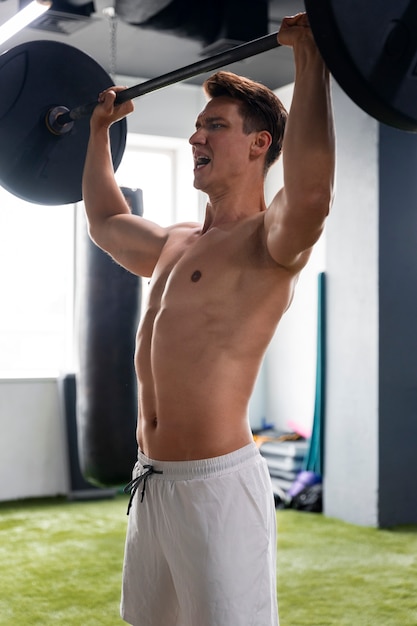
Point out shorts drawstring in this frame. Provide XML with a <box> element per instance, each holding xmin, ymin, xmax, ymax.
<box><xmin>123</xmin><ymin>464</ymin><xmax>163</xmax><ymax>515</ymax></box>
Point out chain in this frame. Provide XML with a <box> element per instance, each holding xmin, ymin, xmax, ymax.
<box><xmin>103</xmin><ymin>6</ymin><xmax>118</xmax><ymax>79</ymax></box>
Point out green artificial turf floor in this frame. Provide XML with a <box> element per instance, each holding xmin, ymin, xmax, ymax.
<box><xmin>0</xmin><ymin>495</ymin><xmax>416</xmax><ymax>625</ymax></box>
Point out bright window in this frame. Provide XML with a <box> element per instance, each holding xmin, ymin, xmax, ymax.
<box><xmin>0</xmin><ymin>134</ymin><xmax>202</xmax><ymax>377</ymax></box>
<box><xmin>0</xmin><ymin>195</ymin><xmax>75</xmax><ymax>377</ymax></box>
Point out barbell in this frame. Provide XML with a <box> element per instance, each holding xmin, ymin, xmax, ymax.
<box><xmin>0</xmin><ymin>0</ymin><xmax>416</xmax><ymax>205</ymax></box>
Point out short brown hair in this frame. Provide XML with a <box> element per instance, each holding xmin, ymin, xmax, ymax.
<box><xmin>203</xmin><ymin>70</ymin><xmax>287</xmax><ymax>173</ymax></box>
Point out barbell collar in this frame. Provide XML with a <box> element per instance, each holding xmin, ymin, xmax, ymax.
<box><xmin>45</xmin><ymin>106</ymin><xmax>74</xmax><ymax>135</ymax></box>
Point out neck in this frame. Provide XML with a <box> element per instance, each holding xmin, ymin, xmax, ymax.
<box><xmin>201</xmin><ymin>187</ymin><xmax>267</xmax><ymax>234</ymax></box>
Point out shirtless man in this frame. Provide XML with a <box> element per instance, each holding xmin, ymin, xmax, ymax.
<box><xmin>82</xmin><ymin>13</ymin><xmax>335</xmax><ymax>626</ymax></box>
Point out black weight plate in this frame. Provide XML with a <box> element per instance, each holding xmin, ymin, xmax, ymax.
<box><xmin>305</xmin><ymin>0</ymin><xmax>417</xmax><ymax>132</ymax></box>
<box><xmin>0</xmin><ymin>40</ymin><xmax>126</xmax><ymax>205</ymax></box>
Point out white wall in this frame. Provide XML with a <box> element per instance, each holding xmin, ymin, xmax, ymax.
<box><xmin>0</xmin><ymin>379</ymin><xmax>69</xmax><ymax>500</ymax></box>
<box><xmin>324</xmin><ymin>84</ymin><xmax>379</xmax><ymax>526</ymax></box>
<box><xmin>263</xmin><ymin>243</ymin><xmax>324</xmax><ymax>435</ymax></box>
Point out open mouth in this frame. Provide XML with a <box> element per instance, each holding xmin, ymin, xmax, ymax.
<box><xmin>195</xmin><ymin>155</ymin><xmax>211</xmax><ymax>169</ymax></box>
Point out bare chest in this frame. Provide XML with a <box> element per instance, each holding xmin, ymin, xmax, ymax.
<box><xmin>151</xmin><ymin>227</ymin><xmax>252</xmax><ymax>309</ymax></box>
<box><xmin>143</xmin><ymin>220</ymin><xmax>295</xmax><ymax>339</ymax></box>
<box><xmin>136</xmin><ymin>222</ymin><xmax>297</xmax><ymax>390</ymax></box>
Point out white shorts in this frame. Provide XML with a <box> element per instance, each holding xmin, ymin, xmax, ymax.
<box><xmin>120</xmin><ymin>442</ymin><xmax>279</xmax><ymax>626</ymax></box>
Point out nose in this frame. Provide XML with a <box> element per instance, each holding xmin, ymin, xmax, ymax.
<box><xmin>189</xmin><ymin>127</ymin><xmax>206</xmax><ymax>145</ymax></box>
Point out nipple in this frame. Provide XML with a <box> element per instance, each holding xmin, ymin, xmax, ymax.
<box><xmin>191</xmin><ymin>270</ymin><xmax>202</xmax><ymax>282</ymax></box>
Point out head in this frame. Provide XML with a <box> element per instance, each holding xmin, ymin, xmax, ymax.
<box><xmin>203</xmin><ymin>71</ymin><xmax>288</xmax><ymax>175</ymax></box>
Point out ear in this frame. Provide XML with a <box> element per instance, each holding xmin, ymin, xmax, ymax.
<box><xmin>249</xmin><ymin>130</ymin><xmax>272</xmax><ymax>159</ymax></box>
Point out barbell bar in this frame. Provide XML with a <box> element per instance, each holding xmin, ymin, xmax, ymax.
<box><xmin>51</xmin><ymin>31</ymin><xmax>282</xmax><ymax>129</ymax></box>
<box><xmin>0</xmin><ymin>0</ymin><xmax>417</xmax><ymax>206</ymax></box>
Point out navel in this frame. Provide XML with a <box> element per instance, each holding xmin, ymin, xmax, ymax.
<box><xmin>191</xmin><ymin>270</ymin><xmax>202</xmax><ymax>282</ymax></box>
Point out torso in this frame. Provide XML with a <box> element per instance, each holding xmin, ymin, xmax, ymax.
<box><xmin>135</xmin><ymin>212</ymin><xmax>297</xmax><ymax>460</ymax></box>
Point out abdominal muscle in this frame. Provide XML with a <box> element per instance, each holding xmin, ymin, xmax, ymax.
<box><xmin>135</xmin><ymin>305</ymin><xmax>257</xmax><ymax>461</ymax></box>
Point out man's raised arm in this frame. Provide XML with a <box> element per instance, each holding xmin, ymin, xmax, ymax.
<box><xmin>265</xmin><ymin>13</ymin><xmax>335</xmax><ymax>271</ymax></box>
<box><xmin>82</xmin><ymin>88</ymin><xmax>168</xmax><ymax>277</ymax></box>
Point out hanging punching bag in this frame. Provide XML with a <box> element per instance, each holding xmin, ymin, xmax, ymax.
<box><xmin>76</xmin><ymin>188</ymin><xmax>143</xmax><ymax>487</ymax></box>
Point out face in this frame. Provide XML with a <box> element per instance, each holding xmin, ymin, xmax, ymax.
<box><xmin>189</xmin><ymin>96</ymin><xmax>256</xmax><ymax>194</ymax></box>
